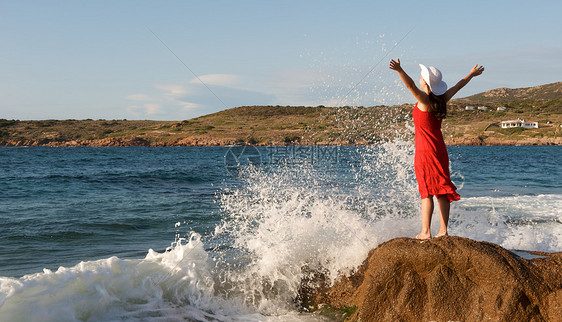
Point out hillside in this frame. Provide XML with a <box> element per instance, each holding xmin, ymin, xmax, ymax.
<box><xmin>0</xmin><ymin>82</ymin><xmax>561</xmax><ymax>146</ymax></box>
<box><xmin>452</xmin><ymin>81</ymin><xmax>562</xmax><ymax>104</ymax></box>
<box><xmin>0</xmin><ymin>105</ymin><xmax>412</xmax><ymax>146</ymax></box>
<box><xmin>445</xmin><ymin>82</ymin><xmax>562</xmax><ymax>145</ymax></box>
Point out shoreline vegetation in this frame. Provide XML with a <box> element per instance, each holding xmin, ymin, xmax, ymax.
<box><xmin>1</xmin><ymin>82</ymin><xmax>560</xmax><ymax>147</ymax></box>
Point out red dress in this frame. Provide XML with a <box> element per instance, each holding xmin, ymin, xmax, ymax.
<box><xmin>413</xmin><ymin>103</ymin><xmax>460</xmax><ymax>202</ymax></box>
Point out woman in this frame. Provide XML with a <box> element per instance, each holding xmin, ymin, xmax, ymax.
<box><xmin>389</xmin><ymin>58</ymin><xmax>484</xmax><ymax>239</ymax></box>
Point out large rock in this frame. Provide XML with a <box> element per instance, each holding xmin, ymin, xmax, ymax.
<box><xmin>301</xmin><ymin>236</ymin><xmax>562</xmax><ymax>321</ymax></box>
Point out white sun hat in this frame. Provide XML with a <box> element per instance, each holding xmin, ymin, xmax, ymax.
<box><xmin>419</xmin><ymin>64</ymin><xmax>448</xmax><ymax>96</ymax></box>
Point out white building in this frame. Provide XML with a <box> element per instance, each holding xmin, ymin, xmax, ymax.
<box><xmin>501</xmin><ymin>118</ymin><xmax>539</xmax><ymax>129</ymax></box>
<box><xmin>497</xmin><ymin>106</ymin><xmax>506</xmax><ymax>111</ymax></box>
<box><xmin>477</xmin><ymin>106</ymin><xmax>488</xmax><ymax>111</ymax></box>
<box><xmin>465</xmin><ymin>106</ymin><xmax>475</xmax><ymax>110</ymax></box>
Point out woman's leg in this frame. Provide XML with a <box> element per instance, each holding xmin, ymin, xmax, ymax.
<box><xmin>436</xmin><ymin>195</ymin><xmax>450</xmax><ymax>237</ymax></box>
<box><xmin>417</xmin><ymin>196</ymin><xmax>433</xmax><ymax>239</ymax></box>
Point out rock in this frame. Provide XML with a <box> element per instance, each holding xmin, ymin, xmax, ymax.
<box><xmin>300</xmin><ymin>236</ymin><xmax>562</xmax><ymax>321</ymax></box>
<box><xmin>445</xmin><ymin>136</ymin><xmax>561</xmax><ymax>146</ymax></box>
<box><xmin>446</xmin><ymin>137</ymin><xmax>485</xmax><ymax>145</ymax></box>
<box><xmin>483</xmin><ymin>87</ymin><xmax>512</xmax><ymax>98</ymax></box>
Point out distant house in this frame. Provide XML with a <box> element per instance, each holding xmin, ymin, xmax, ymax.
<box><xmin>501</xmin><ymin>118</ymin><xmax>538</xmax><ymax>129</ymax></box>
<box><xmin>522</xmin><ymin>120</ymin><xmax>539</xmax><ymax>128</ymax></box>
<box><xmin>496</xmin><ymin>106</ymin><xmax>507</xmax><ymax>111</ymax></box>
<box><xmin>477</xmin><ymin>106</ymin><xmax>488</xmax><ymax>111</ymax></box>
<box><xmin>465</xmin><ymin>106</ymin><xmax>475</xmax><ymax>110</ymax></box>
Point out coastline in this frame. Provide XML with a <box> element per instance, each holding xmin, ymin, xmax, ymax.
<box><xmin>1</xmin><ymin>136</ymin><xmax>560</xmax><ymax>147</ymax></box>
<box><xmin>2</xmin><ymin>82</ymin><xmax>560</xmax><ymax>148</ymax></box>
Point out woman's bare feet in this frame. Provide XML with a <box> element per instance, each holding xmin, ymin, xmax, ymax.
<box><xmin>416</xmin><ymin>233</ymin><xmax>431</xmax><ymax>240</ymax></box>
<box><xmin>435</xmin><ymin>232</ymin><xmax>448</xmax><ymax>238</ymax></box>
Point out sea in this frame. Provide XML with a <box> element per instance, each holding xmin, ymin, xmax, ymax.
<box><xmin>0</xmin><ymin>144</ymin><xmax>560</xmax><ymax>321</ymax></box>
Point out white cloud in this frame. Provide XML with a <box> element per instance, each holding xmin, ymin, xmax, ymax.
<box><xmin>151</xmin><ymin>83</ymin><xmax>202</xmax><ymax>109</ymax></box>
<box><xmin>153</xmin><ymin>83</ymin><xmax>192</xmax><ymax>98</ymax></box>
<box><xmin>178</xmin><ymin>101</ymin><xmax>203</xmax><ymax>111</ymax></box>
<box><xmin>126</xmin><ymin>103</ymin><xmax>162</xmax><ymax>117</ymax></box>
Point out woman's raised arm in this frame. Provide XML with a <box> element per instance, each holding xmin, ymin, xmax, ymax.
<box><xmin>389</xmin><ymin>59</ymin><xmax>429</xmax><ymax>105</ymax></box>
<box><xmin>443</xmin><ymin>64</ymin><xmax>485</xmax><ymax>102</ymax></box>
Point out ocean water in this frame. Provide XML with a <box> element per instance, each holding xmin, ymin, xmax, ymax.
<box><xmin>0</xmin><ymin>144</ymin><xmax>560</xmax><ymax>321</ymax></box>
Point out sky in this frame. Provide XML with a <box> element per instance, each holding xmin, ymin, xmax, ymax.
<box><xmin>1</xmin><ymin>0</ymin><xmax>561</xmax><ymax>120</ymax></box>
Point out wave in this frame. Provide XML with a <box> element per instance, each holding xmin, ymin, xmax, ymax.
<box><xmin>0</xmin><ymin>233</ymin><xmax>332</xmax><ymax>321</ymax></box>
<box><xmin>0</xmin><ymin>234</ymin><xmax>253</xmax><ymax>321</ymax></box>
<box><xmin>1</xmin><ymin>142</ymin><xmax>560</xmax><ymax>320</ymax></box>
<box><xmin>453</xmin><ymin>194</ymin><xmax>562</xmax><ymax>251</ymax></box>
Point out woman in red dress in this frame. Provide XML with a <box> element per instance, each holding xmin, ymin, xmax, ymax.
<box><xmin>389</xmin><ymin>59</ymin><xmax>484</xmax><ymax>239</ymax></box>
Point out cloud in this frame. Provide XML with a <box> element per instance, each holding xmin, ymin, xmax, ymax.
<box><xmin>152</xmin><ymin>83</ymin><xmax>202</xmax><ymax>109</ymax></box>
<box><xmin>176</xmin><ymin>101</ymin><xmax>203</xmax><ymax>110</ymax></box>
<box><xmin>125</xmin><ymin>64</ymin><xmax>414</xmax><ymax>120</ymax></box>
<box><xmin>153</xmin><ymin>83</ymin><xmax>191</xmax><ymax>98</ymax></box>
<box><xmin>126</xmin><ymin>103</ymin><xmax>162</xmax><ymax>117</ymax></box>
<box><xmin>125</xmin><ymin>64</ymin><xmax>415</xmax><ymax>119</ymax></box>
<box><xmin>125</xmin><ymin>72</ymin><xmax>278</xmax><ymax>119</ymax></box>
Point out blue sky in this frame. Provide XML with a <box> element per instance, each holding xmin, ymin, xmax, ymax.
<box><xmin>1</xmin><ymin>0</ymin><xmax>561</xmax><ymax>120</ymax></box>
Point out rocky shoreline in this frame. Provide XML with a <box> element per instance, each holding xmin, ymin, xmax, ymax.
<box><xmin>446</xmin><ymin>136</ymin><xmax>562</xmax><ymax>146</ymax></box>
<box><xmin>298</xmin><ymin>236</ymin><xmax>562</xmax><ymax>321</ymax></box>
<box><xmin>1</xmin><ymin>136</ymin><xmax>560</xmax><ymax>147</ymax></box>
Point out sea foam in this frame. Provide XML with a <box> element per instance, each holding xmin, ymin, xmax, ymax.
<box><xmin>1</xmin><ymin>142</ymin><xmax>560</xmax><ymax>321</ymax></box>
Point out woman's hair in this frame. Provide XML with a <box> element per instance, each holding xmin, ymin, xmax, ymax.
<box><xmin>428</xmin><ymin>92</ymin><xmax>447</xmax><ymax>120</ymax></box>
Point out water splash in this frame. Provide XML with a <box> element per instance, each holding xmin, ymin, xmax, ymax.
<box><xmin>212</xmin><ymin>141</ymin><xmax>420</xmax><ymax>314</ymax></box>
<box><xmin>303</xmin><ymin>32</ymin><xmax>410</xmax><ymax>107</ymax></box>
<box><xmin>0</xmin><ymin>233</ymin><xmax>254</xmax><ymax>321</ymax></box>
